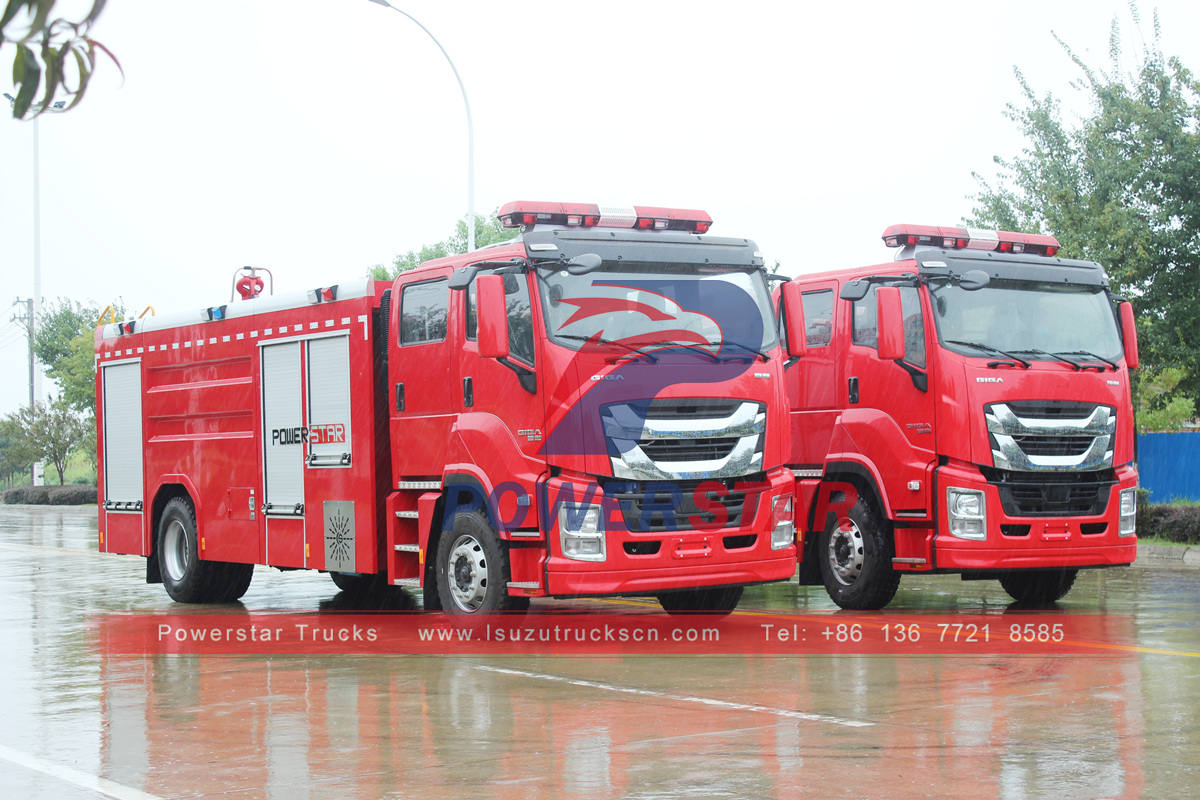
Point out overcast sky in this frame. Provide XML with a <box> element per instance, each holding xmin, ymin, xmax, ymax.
<box><xmin>2</xmin><ymin>0</ymin><xmax>1199</xmax><ymax>415</ymax></box>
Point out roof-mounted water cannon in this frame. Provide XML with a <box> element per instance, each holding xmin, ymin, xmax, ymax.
<box><xmin>498</xmin><ymin>201</ymin><xmax>712</xmax><ymax>234</ymax></box>
<box><xmin>882</xmin><ymin>224</ymin><xmax>1060</xmax><ymax>257</ymax></box>
<box><xmin>232</xmin><ymin>266</ymin><xmax>274</xmax><ymax>301</ymax></box>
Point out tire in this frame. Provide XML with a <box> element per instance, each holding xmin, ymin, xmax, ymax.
<box><xmin>158</xmin><ymin>496</ymin><xmax>243</xmax><ymax>603</ymax></box>
<box><xmin>999</xmin><ymin>569</ymin><xmax>1078</xmax><ymax>604</ymax></box>
<box><xmin>657</xmin><ymin>585</ymin><xmax>744</xmax><ymax>615</ymax></box>
<box><xmin>435</xmin><ymin>511</ymin><xmax>527</xmax><ymax>613</ymax></box>
<box><xmin>818</xmin><ymin>496</ymin><xmax>901</xmax><ymax>610</ymax></box>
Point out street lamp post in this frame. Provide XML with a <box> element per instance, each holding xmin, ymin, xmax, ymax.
<box><xmin>366</xmin><ymin>0</ymin><xmax>476</xmax><ymax>252</ymax></box>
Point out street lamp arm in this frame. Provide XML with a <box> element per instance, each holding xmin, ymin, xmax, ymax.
<box><xmin>368</xmin><ymin>0</ymin><xmax>476</xmax><ymax>252</ymax></box>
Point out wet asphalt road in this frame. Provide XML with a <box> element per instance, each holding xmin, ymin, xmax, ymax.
<box><xmin>0</xmin><ymin>504</ymin><xmax>1197</xmax><ymax>799</ymax></box>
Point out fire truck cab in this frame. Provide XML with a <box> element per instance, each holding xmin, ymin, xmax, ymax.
<box><xmin>777</xmin><ymin>224</ymin><xmax>1140</xmax><ymax>609</ymax></box>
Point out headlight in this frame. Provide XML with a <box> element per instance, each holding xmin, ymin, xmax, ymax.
<box><xmin>1119</xmin><ymin>488</ymin><xmax>1137</xmax><ymax>537</ymax></box>
<box><xmin>946</xmin><ymin>487</ymin><xmax>986</xmax><ymax>541</ymax></box>
<box><xmin>770</xmin><ymin>494</ymin><xmax>795</xmax><ymax>550</ymax></box>
<box><xmin>559</xmin><ymin>503</ymin><xmax>606</xmax><ymax>561</ymax></box>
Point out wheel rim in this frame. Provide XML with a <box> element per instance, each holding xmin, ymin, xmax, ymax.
<box><xmin>162</xmin><ymin>519</ymin><xmax>189</xmax><ymax>583</ymax></box>
<box><xmin>446</xmin><ymin>533</ymin><xmax>488</xmax><ymax>612</ymax></box>
<box><xmin>827</xmin><ymin>520</ymin><xmax>865</xmax><ymax>586</ymax></box>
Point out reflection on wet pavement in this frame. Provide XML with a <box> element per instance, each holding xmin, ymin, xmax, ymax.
<box><xmin>1</xmin><ymin>505</ymin><xmax>1197</xmax><ymax>798</ymax></box>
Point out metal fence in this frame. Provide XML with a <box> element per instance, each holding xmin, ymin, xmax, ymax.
<box><xmin>1137</xmin><ymin>432</ymin><xmax>1200</xmax><ymax>502</ymax></box>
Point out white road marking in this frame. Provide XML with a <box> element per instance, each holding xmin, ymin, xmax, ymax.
<box><xmin>0</xmin><ymin>743</ymin><xmax>164</xmax><ymax>800</ymax></box>
<box><xmin>476</xmin><ymin>665</ymin><xmax>873</xmax><ymax>728</ymax></box>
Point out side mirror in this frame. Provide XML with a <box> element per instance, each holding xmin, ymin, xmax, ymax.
<box><xmin>958</xmin><ymin>269</ymin><xmax>990</xmax><ymax>290</ymax></box>
<box><xmin>1119</xmin><ymin>301</ymin><xmax>1139</xmax><ymax>370</ymax></box>
<box><xmin>780</xmin><ymin>282</ymin><xmax>807</xmax><ymax>358</ymax></box>
<box><xmin>876</xmin><ymin>286</ymin><xmax>905</xmax><ymax>361</ymax></box>
<box><xmin>476</xmin><ymin>275</ymin><xmax>509</xmax><ymax>359</ymax></box>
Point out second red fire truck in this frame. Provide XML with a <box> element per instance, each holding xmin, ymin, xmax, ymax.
<box><xmin>777</xmin><ymin>224</ymin><xmax>1140</xmax><ymax>609</ymax></box>
<box><xmin>95</xmin><ymin>202</ymin><xmax>799</xmax><ymax>613</ymax></box>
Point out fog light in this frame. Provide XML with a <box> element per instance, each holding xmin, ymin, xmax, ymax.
<box><xmin>947</xmin><ymin>487</ymin><xmax>986</xmax><ymax>541</ymax></box>
<box><xmin>771</xmin><ymin>494</ymin><xmax>795</xmax><ymax>550</ymax></box>
<box><xmin>1119</xmin><ymin>488</ymin><xmax>1137</xmax><ymax>537</ymax></box>
<box><xmin>559</xmin><ymin>503</ymin><xmax>606</xmax><ymax>561</ymax></box>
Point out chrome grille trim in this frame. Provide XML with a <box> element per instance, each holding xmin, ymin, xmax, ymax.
<box><xmin>985</xmin><ymin>402</ymin><xmax>1115</xmax><ymax>472</ymax></box>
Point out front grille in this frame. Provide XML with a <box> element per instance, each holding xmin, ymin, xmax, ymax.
<box><xmin>1008</xmin><ymin>435</ymin><xmax>1094</xmax><ymax>457</ymax></box>
<box><xmin>601</xmin><ymin>477</ymin><xmax>760</xmax><ymax>533</ymax></box>
<box><xmin>1005</xmin><ymin>401</ymin><xmax>1097</xmax><ymax>419</ymax></box>
<box><xmin>639</xmin><ymin>437</ymin><xmax>739</xmax><ymax>462</ymax></box>
<box><xmin>641</xmin><ymin>398</ymin><xmax>744</xmax><ymax>418</ymax></box>
<box><xmin>981</xmin><ymin>467</ymin><xmax>1114</xmax><ymax>517</ymax></box>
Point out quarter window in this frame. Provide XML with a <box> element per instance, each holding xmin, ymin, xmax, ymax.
<box><xmin>801</xmin><ymin>289</ymin><xmax>833</xmax><ymax>347</ymax></box>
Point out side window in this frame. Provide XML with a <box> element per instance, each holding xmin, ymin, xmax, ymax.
<box><xmin>852</xmin><ymin>285</ymin><xmax>926</xmax><ymax>367</ymax></box>
<box><xmin>400</xmin><ymin>280</ymin><xmax>448</xmax><ymax>345</ymax></box>
<box><xmin>465</xmin><ymin>274</ymin><xmax>535</xmax><ymax>365</ymax></box>
<box><xmin>900</xmin><ymin>286</ymin><xmax>926</xmax><ymax>368</ymax></box>
<box><xmin>465</xmin><ymin>282</ymin><xmax>477</xmax><ymax>340</ymax></box>
<box><xmin>852</xmin><ymin>289</ymin><xmax>877</xmax><ymax>348</ymax></box>
<box><xmin>801</xmin><ymin>290</ymin><xmax>833</xmax><ymax>347</ymax></box>
<box><xmin>505</xmin><ymin>275</ymin><xmax>536</xmax><ymax>366</ymax></box>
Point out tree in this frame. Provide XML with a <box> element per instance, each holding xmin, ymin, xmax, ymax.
<box><xmin>0</xmin><ymin>415</ymin><xmax>37</xmax><ymax>488</ymax></box>
<box><xmin>970</xmin><ymin>7</ymin><xmax>1200</xmax><ymax>408</ymax></box>
<box><xmin>32</xmin><ymin>298</ymin><xmax>105</xmax><ymax>413</ymax></box>
<box><xmin>9</xmin><ymin>399</ymin><xmax>87</xmax><ymax>484</ymax></box>
<box><xmin>370</xmin><ymin>211</ymin><xmax>516</xmax><ymax>281</ymax></box>
<box><xmin>1</xmin><ymin>0</ymin><xmax>119</xmax><ymax>118</ymax></box>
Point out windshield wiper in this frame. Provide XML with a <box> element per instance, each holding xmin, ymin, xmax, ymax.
<box><xmin>1054</xmin><ymin>350</ymin><xmax>1118</xmax><ymax>371</ymax></box>
<box><xmin>1010</xmin><ymin>349</ymin><xmax>1082</xmax><ymax>371</ymax></box>
<box><xmin>943</xmin><ymin>340</ymin><xmax>1031</xmax><ymax>369</ymax></box>
<box><xmin>707</xmin><ymin>341</ymin><xmax>770</xmax><ymax>362</ymax></box>
<box><xmin>554</xmin><ymin>334</ymin><xmax>658</xmax><ymax>363</ymax></box>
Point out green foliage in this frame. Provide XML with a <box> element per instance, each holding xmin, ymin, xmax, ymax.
<box><xmin>370</xmin><ymin>211</ymin><xmax>516</xmax><ymax>281</ymax></box>
<box><xmin>32</xmin><ymin>298</ymin><xmax>107</xmax><ymax>413</ymax></box>
<box><xmin>7</xmin><ymin>398</ymin><xmax>88</xmax><ymax>485</ymax></box>
<box><xmin>970</xmin><ymin>6</ymin><xmax>1200</xmax><ymax>405</ymax></box>
<box><xmin>1135</xmin><ymin>366</ymin><xmax>1196</xmax><ymax>432</ymax></box>
<box><xmin>1</xmin><ymin>0</ymin><xmax>119</xmax><ymax>118</ymax></box>
<box><xmin>0</xmin><ymin>414</ymin><xmax>37</xmax><ymax>488</ymax></box>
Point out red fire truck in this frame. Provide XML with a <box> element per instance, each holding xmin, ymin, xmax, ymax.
<box><xmin>777</xmin><ymin>224</ymin><xmax>1140</xmax><ymax>609</ymax></box>
<box><xmin>95</xmin><ymin>202</ymin><xmax>798</xmax><ymax>612</ymax></box>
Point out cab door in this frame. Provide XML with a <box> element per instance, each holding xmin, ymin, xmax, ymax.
<box><xmin>390</xmin><ymin>274</ymin><xmax>455</xmax><ymax>476</ymax></box>
<box><xmin>841</xmin><ymin>282</ymin><xmax>937</xmax><ymax>514</ymax></box>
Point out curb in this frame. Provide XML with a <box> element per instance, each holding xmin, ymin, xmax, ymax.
<box><xmin>1137</xmin><ymin>544</ymin><xmax>1200</xmax><ymax>566</ymax></box>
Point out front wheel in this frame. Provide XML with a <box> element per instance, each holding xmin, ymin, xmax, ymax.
<box><xmin>999</xmin><ymin>569</ymin><xmax>1078</xmax><ymax>604</ymax></box>
<box><xmin>818</xmin><ymin>497</ymin><xmax>900</xmax><ymax>610</ymax></box>
<box><xmin>435</xmin><ymin>512</ymin><xmax>528</xmax><ymax>614</ymax></box>
<box><xmin>657</xmin><ymin>586</ymin><xmax>744</xmax><ymax>615</ymax></box>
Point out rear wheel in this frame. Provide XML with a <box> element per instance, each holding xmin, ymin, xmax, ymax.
<box><xmin>657</xmin><ymin>586</ymin><xmax>744</xmax><ymax>615</ymax></box>
<box><xmin>158</xmin><ymin>496</ymin><xmax>249</xmax><ymax>603</ymax></box>
<box><xmin>331</xmin><ymin>571</ymin><xmax>387</xmax><ymax>595</ymax></box>
<box><xmin>999</xmin><ymin>569</ymin><xmax>1078</xmax><ymax>604</ymax></box>
<box><xmin>435</xmin><ymin>512</ymin><xmax>528</xmax><ymax>613</ymax></box>
<box><xmin>818</xmin><ymin>496</ymin><xmax>900</xmax><ymax>610</ymax></box>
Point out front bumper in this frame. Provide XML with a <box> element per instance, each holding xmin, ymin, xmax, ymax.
<box><xmin>543</xmin><ymin>466</ymin><xmax>797</xmax><ymax>596</ymax></box>
<box><xmin>934</xmin><ymin>461</ymin><xmax>1138</xmax><ymax>571</ymax></box>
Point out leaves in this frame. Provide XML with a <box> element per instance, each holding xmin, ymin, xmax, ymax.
<box><xmin>971</xmin><ymin>5</ymin><xmax>1200</xmax><ymax>408</ymax></box>
<box><xmin>371</xmin><ymin>210</ymin><xmax>516</xmax><ymax>280</ymax></box>
<box><xmin>1</xmin><ymin>0</ymin><xmax>118</xmax><ymax>119</ymax></box>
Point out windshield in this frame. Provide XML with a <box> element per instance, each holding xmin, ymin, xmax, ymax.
<box><xmin>930</xmin><ymin>279</ymin><xmax>1123</xmax><ymax>362</ymax></box>
<box><xmin>537</xmin><ymin>262</ymin><xmax>779</xmax><ymax>356</ymax></box>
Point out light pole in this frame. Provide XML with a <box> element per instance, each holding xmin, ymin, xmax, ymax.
<box><xmin>366</xmin><ymin>0</ymin><xmax>476</xmax><ymax>252</ymax></box>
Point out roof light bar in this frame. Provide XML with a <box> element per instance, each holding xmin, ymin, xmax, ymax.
<box><xmin>882</xmin><ymin>224</ymin><xmax>1060</xmax><ymax>257</ymax></box>
<box><xmin>498</xmin><ymin>201</ymin><xmax>712</xmax><ymax>234</ymax></box>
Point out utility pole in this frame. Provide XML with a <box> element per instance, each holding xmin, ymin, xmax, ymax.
<box><xmin>10</xmin><ymin>298</ymin><xmax>40</xmax><ymax>484</ymax></box>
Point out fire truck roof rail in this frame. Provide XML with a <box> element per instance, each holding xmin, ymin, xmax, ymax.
<box><xmin>99</xmin><ymin>278</ymin><xmax>373</xmax><ymax>339</ymax></box>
